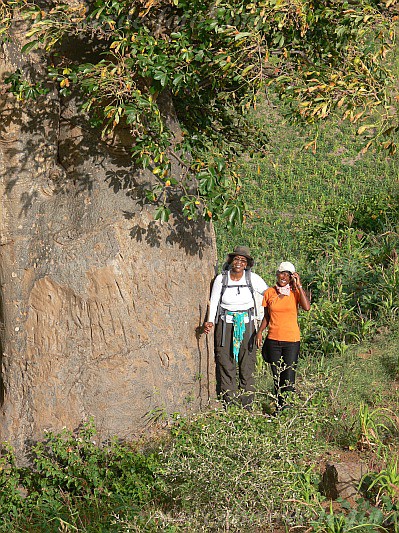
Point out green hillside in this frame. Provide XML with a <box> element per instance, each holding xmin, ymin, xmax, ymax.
<box><xmin>216</xmin><ymin>97</ymin><xmax>399</xmax><ymax>275</ymax></box>
<box><xmin>216</xmin><ymin>97</ymin><xmax>399</xmax><ymax>358</ymax></box>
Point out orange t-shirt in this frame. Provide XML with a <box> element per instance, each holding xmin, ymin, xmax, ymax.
<box><xmin>262</xmin><ymin>287</ymin><xmax>301</xmax><ymax>342</ymax></box>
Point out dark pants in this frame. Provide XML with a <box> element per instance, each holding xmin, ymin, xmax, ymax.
<box><xmin>262</xmin><ymin>338</ymin><xmax>300</xmax><ymax>409</ymax></box>
<box><xmin>215</xmin><ymin>320</ymin><xmax>256</xmax><ymax>408</ymax></box>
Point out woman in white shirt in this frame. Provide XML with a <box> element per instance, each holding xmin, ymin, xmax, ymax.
<box><xmin>204</xmin><ymin>246</ymin><xmax>268</xmax><ymax>409</ymax></box>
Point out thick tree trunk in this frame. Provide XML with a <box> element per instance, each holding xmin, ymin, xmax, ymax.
<box><xmin>0</xmin><ymin>30</ymin><xmax>216</xmax><ymax>455</ymax></box>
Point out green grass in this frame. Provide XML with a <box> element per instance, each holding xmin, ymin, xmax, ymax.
<box><xmin>1</xmin><ymin>332</ymin><xmax>398</xmax><ymax>532</ymax></box>
<box><xmin>215</xmin><ymin>96</ymin><xmax>399</xmax><ymax>361</ymax></box>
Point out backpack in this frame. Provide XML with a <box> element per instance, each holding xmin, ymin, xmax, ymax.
<box><xmin>215</xmin><ymin>263</ymin><xmax>264</xmax><ymax>328</ymax></box>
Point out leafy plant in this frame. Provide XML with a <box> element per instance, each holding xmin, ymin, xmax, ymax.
<box><xmin>292</xmin><ymin>465</ymin><xmax>322</xmax><ymax>505</ymax></box>
<box><xmin>158</xmin><ymin>398</ymin><xmax>328</xmax><ymax>530</ymax></box>
<box><xmin>0</xmin><ymin>444</ymin><xmax>25</xmax><ymax>523</ymax></box>
<box><xmin>0</xmin><ymin>420</ymin><xmax>163</xmax><ymax>531</ymax></box>
<box><xmin>309</xmin><ymin>499</ymin><xmax>389</xmax><ymax>533</ymax></box>
<box><xmin>0</xmin><ymin>0</ymin><xmax>13</xmax><ymax>40</ymax></box>
<box><xmin>357</xmin><ymin>404</ymin><xmax>397</xmax><ymax>452</ymax></box>
<box><xmin>366</xmin><ymin>455</ymin><xmax>399</xmax><ymax>503</ymax></box>
<box><xmin>4</xmin><ymin>69</ymin><xmax>50</xmax><ymax>100</ymax></box>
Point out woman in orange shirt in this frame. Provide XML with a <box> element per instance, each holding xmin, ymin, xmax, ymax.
<box><xmin>255</xmin><ymin>262</ymin><xmax>310</xmax><ymax>411</ymax></box>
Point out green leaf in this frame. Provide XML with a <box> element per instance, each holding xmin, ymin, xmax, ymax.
<box><xmin>154</xmin><ymin>206</ymin><xmax>171</xmax><ymax>222</ymax></box>
<box><xmin>241</xmin><ymin>64</ymin><xmax>255</xmax><ymax>76</ymax></box>
<box><xmin>234</xmin><ymin>32</ymin><xmax>251</xmax><ymax>41</ymax></box>
<box><xmin>223</xmin><ymin>204</ymin><xmax>243</xmax><ymax>226</ymax></box>
<box><xmin>172</xmin><ymin>73</ymin><xmax>184</xmax><ymax>86</ymax></box>
<box><xmin>357</xmin><ymin>124</ymin><xmax>376</xmax><ymax>135</ymax></box>
<box><xmin>21</xmin><ymin>40</ymin><xmax>40</xmax><ymax>54</ymax></box>
<box><xmin>154</xmin><ymin>70</ymin><xmax>168</xmax><ymax>87</ymax></box>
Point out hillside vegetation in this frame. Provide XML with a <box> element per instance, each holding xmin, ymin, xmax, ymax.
<box><xmin>217</xmin><ymin>97</ymin><xmax>399</xmax><ymax>358</ymax></box>
<box><xmin>1</xmin><ymin>100</ymin><xmax>399</xmax><ymax>532</ymax></box>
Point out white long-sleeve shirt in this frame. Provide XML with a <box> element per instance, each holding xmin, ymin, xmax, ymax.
<box><xmin>208</xmin><ymin>271</ymin><xmax>268</xmax><ymax>324</ymax></box>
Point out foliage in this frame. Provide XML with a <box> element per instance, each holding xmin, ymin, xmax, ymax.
<box><xmin>309</xmin><ymin>498</ymin><xmax>391</xmax><ymax>533</ymax></box>
<box><xmin>365</xmin><ymin>453</ymin><xmax>399</xmax><ymax>503</ymax></box>
<box><xmin>2</xmin><ymin>0</ymin><xmax>398</xmax><ymax>224</ymax></box>
<box><xmin>159</xmin><ymin>404</ymin><xmax>326</xmax><ymax>530</ymax></box>
<box><xmin>0</xmin><ymin>444</ymin><xmax>26</xmax><ymax>520</ymax></box>
<box><xmin>0</xmin><ymin>420</ymin><xmax>163</xmax><ymax>531</ymax></box>
<box><xmin>0</xmin><ymin>0</ymin><xmax>13</xmax><ymax>39</ymax></box>
<box><xmin>0</xmin><ymin>340</ymin><xmax>398</xmax><ymax>531</ymax></box>
<box><xmin>259</xmin><ymin>341</ymin><xmax>399</xmax><ymax>450</ymax></box>
<box><xmin>299</xmin><ymin>196</ymin><xmax>399</xmax><ymax>355</ymax></box>
<box><xmin>357</xmin><ymin>404</ymin><xmax>397</xmax><ymax>451</ymax></box>
<box><xmin>4</xmin><ymin>68</ymin><xmax>50</xmax><ymax>100</ymax></box>
<box><xmin>27</xmin><ymin>421</ymin><xmax>157</xmax><ymax>502</ymax></box>
<box><xmin>216</xmin><ymin>91</ymin><xmax>399</xmax><ymax>358</ymax></box>
<box><xmin>207</xmin><ymin>92</ymin><xmax>399</xmax><ymax>527</ymax></box>
<box><xmin>0</xmin><ymin>394</ymin><xmax>397</xmax><ymax>531</ymax></box>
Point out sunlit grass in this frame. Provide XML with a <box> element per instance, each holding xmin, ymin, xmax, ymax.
<box><xmin>216</xmin><ymin>99</ymin><xmax>399</xmax><ymax>281</ymax></box>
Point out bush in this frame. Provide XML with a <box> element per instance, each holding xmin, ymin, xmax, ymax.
<box><xmin>158</xmin><ymin>405</ymin><xmax>326</xmax><ymax>531</ymax></box>
<box><xmin>0</xmin><ymin>420</ymin><xmax>162</xmax><ymax>532</ymax></box>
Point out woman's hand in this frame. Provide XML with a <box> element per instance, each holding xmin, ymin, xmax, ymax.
<box><xmin>291</xmin><ymin>272</ymin><xmax>311</xmax><ymax>311</ymax></box>
<box><xmin>255</xmin><ymin>331</ymin><xmax>263</xmax><ymax>348</ymax></box>
<box><xmin>291</xmin><ymin>272</ymin><xmax>301</xmax><ymax>288</ymax></box>
<box><xmin>255</xmin><ymin>311</ymin><xmax>268</xmax><ymax>347</ymax></box>
<box><xmin>203</xmin><ymin>322</ymin><xmax>214</xmax><ymax>334</ymax></box>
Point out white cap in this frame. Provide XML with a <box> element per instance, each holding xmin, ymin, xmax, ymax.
<box><xmin>277</xmin><ymin>261</ymin><xmax>296</xmax><ymax>274</ymax></box>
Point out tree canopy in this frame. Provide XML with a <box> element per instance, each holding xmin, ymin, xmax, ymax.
<box><xmin>2</xmin><ymin>0</ymin><xmax>398</xmax><ymax>225</ymax></box>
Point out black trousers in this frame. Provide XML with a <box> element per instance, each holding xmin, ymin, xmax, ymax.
<box><xmin>215</xmin><ymin>320</ymin><xmax>256</xmax><ymax>408</ymax></box>
<box><xmin>262</xmin><ymin>338</ymin><xmax>300</xmax><ymax>408</ymax></box>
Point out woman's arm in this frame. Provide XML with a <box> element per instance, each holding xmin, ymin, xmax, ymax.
<box><xmin>204</xmin><ymin>275</ymin><xmax>223</xmax><ymax>333</ymax></box>
<box><xmin>251</xmin><ymin>272</ymin><xmax>268</xmax><ymax>294</ymax></box>
<box><xmin>297</xmin><ymin>286</ymin><xmax>310</xmax><ymax>311</ymax></box>
<box><xmin>255</xmin><ymin>308</ymin><xmax>269</xmax><ymax>347</ymax></box>
<box><xmin>291</xmin><ymin>273</ymin><xmax>311</xmax><ymax>311</ymax></box>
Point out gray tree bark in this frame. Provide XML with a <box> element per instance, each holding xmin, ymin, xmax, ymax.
<box><xmin>0</xmin><ymin>22</ymin><xmax>216</xmax><ymax>455</ymax></box>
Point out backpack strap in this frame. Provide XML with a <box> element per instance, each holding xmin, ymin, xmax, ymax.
<box><xmin>245</xmin><ymin>269</ymin><xmax>258</xmax><ymax>338</ymax></box>
<box><xmin>219</xmin><ymin>308</ymin><xmax>227</xmax><ymax>346</ymax></box>
<box><xmin>215</xmin><ymin>266</ymin><xmax>229</xmax><ymax>325</ymax></box>
<box><xmin>216</xmin><ymin>268</ymin><xmax>257</xmax><ymax>325</ymax></box>
<box><xmin>245</xmin><ymin>269</ymin><xmax>257</xmax><ymax>319</ymax></box>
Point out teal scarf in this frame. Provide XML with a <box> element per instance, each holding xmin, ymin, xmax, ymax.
<box><xmin>226</xmin><ymin>311</ymin><xmax>248</xmax><ymax>362</ymax></box>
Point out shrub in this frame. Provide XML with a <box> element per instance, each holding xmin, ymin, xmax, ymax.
<box><xmin>158</xmin><ymin>405</ymin><xmax>326</xmax><ymax>531</ymax></box>
<box><xmin>0</xmin><ymin>420</ymin><xmax>162</xmax><ymax>532</ymax></box>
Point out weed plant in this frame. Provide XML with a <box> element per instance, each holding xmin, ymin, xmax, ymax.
<box><xmin>309</xmin><ymin>498</ymin><xmax>393</xmax><ymax>533</ymax></box>
<box><xmin>2</xmin><ymin>334</ymin><xmax>398</xmax><ymax>532</ymax></box>
<box><xmin>0</xmin><ymin>421</ymin><xmax>164</xmax><ymax>532</ymax></box>
<box><xmin>286</xmin><ymin>336</ymin><xmax>399</xmax><ymax>450</ymax></box>
<box><xmin>2</xmin><ymin>403</ymin><xmax>397</xmax><ymax>531</ymax></box>
<box><xmin>157</xmin><ymin>403</ymin><xmax>325</xmax><ymax>531</ymax></box>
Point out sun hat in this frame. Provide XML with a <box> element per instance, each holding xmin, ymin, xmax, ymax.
<box><xmin>277</xmin><ymin>261</ymin><xmax>296</xmax><ymax>274</ymax></box>
<box><xmin>227</xmin><ymin>245</ymin><xmax>254</xmax><ymax>268</ymax></box>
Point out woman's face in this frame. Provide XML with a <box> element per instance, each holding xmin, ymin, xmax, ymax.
<box><xmin>276</xmin><ymin>270</ymin><xmax>291</xmax><ymax>287</ymax></box>
<box><xmin>231</xmin><ymin>255</ymin><xmax>248</xmax><ymax>273</ymax></box>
